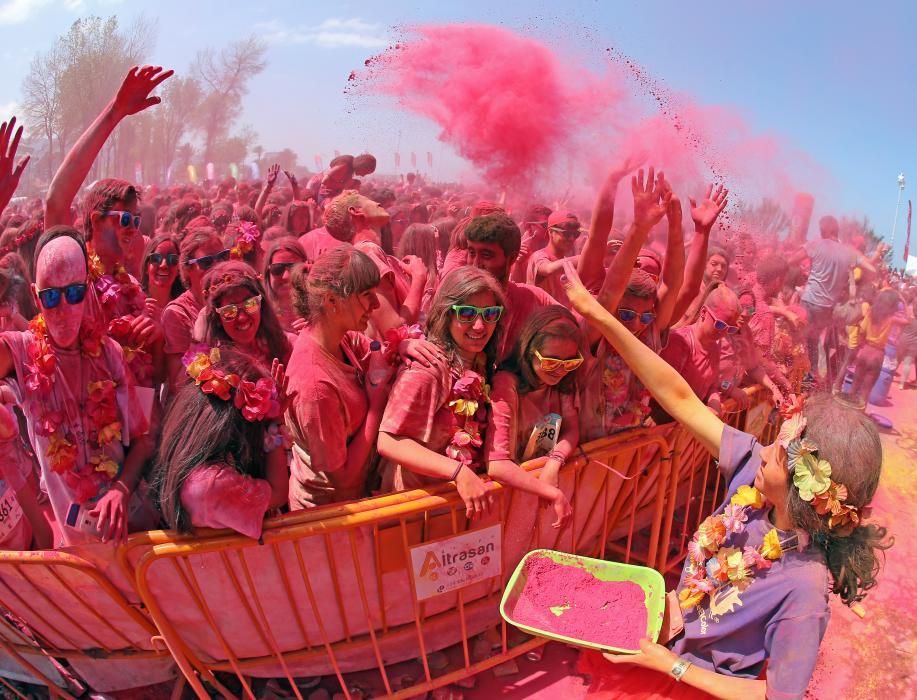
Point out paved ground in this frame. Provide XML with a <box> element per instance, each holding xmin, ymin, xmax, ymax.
<box><xmin>466</xmin><ymin>383</ymin><xmax>917</xmax><ymax>700</ymax></box>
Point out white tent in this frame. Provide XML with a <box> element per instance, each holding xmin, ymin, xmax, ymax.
<box><xmin>907</xmin><ymin>255</ymin><xmax>917</xmax><ymax>276</ymax></box>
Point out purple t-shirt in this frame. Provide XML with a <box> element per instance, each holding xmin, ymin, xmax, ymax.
<box><xmin>670</xmin><ymin>425</ymin><xmax>830</xmax><ymax>700</ymax></box>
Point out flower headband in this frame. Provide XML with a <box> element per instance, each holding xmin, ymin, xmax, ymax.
<box><xmin>182</xmin><ymin>346</ymin><xmax>282</xmax><ymax>423</ymax></box>
<box><xmin>229</xmin><ymin>221</ymin><xmax>261</xmax><ymax>259</ymax></box>
<box><xmin>777</xmin><ymin>396</ymin><xmax>863</xmax><ymax>536</ymax></box>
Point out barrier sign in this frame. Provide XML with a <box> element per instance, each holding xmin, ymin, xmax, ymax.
<box><xmin>410</xmin><ymin>524</ymin><xmax>502</xmax><ymax>600</ymax></box>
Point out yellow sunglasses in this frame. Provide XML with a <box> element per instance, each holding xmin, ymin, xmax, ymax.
<box><xmin>533</xmin><ymin>349</ymin><xmax>584</xmax><ymax>373</ymax></box>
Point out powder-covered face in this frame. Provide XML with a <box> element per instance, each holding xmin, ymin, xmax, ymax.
<box><xmin>187</xmin><ymin>241</ymin><xmax>225</xmax><ymax>300</ymax></box>
<box><xmin>449</xmin><ymin>290</ymin><xmax>499</xmax><ymax>357</ymax></box>
<box><xmin>530</xmin><ymin>335</ymin><xmax>579</xmax><ymax>387</ymax></box>
<box><xmin>215</xmin><ymin>286</ymin><xmax>262</xmax><ymax>347</ymax></box>
<box><xmin>754</xmin><ymin>441</ymin><xmax>791</xmax><ymax>507</ymax></box>
<box><xmin>616</xmin><ymin>292</ymin><xmax>655</xmax><ymax>336</ymax></box>
<box><xmin>147</xmin><ymin>240</ymin><xmax>179</xmax><ymax>292</ymax></box>
<box><xmin>92</xmin><ymin>197</ymin><xmax>141</xmax><ymax>268</ymax></box>
<box><xmin>34</xmin><ymin>237</ymin><xmax>88</xmax><ymax>349</ymax></box>
<box><xmin>704</xmin><ymin>254</ymin><xmax>728</xmax><ymax>283</ymax></box>
<box><xmin>268</xmin><ymin>250</ymin><xmax>301</xmax><ymax>302</ymax></box>
<box><xmin>466</xmin><ymin>241</ymin><xmax>511</xmax><ymax>284</ymax></box>
<box><xmin>738</xmin><ymin>292</ymin><xmax>756</xmax><ymax>328</ymax></box>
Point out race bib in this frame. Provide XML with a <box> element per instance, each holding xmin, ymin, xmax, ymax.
<box><xmin>0</xmin><ymin>482</ymin><xmax>25</xmax><ymax>543</ymax></box>
<box><xmin>522</xmin><ymin>413</ymin><xmax>562</xmax><ymax>462</ymax></box>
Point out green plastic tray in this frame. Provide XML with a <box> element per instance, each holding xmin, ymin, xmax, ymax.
<box><xmin>499</xmin><ymin>549</ymin><xmax>666</xmax><ymax>654</ymax></box>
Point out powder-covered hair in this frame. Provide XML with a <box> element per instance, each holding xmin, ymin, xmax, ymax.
<box><xmin>291</xmin><ymin>243</ymin><xmax>379</xmax><ymax>322</ymax></box>
<box><xmin>869</xmin><ymin>289</ymin><xmax>900</xmax><ymax>325</ymax></box>
<box><xmin>262</xmin><ymin>239</ymin><xmax>306</xmax><ymax>303</ymax></box>
<box><xmin>501</xmin><ymin>305</ymin><xmax>582</xmax><ymax>394</ymax></box>
<box><xmin>201</xmin><ymin>260</ymin><xmax>291</xmax><ymax>363</ymax></box>
<box><xmin>425</xmin><ymin>266</ymin><xmax>505</xmax><ymax>376</ymax></box>
<box><xmin>756</xmin><ymin>255</ymin><xmax>788</xmax><ymax>287</ymax></box>
<box><xmin>785</xmin><ymin>394</ymin><xmax>891</xmax><ymax>605</ymax></box>
<box><xmin>152</xmin><ymin>347</ymin><xmax>272</xmax><ymax>533</ymax></box>
<box><xmin>464</xmin><ymin>212</ymin><xmax>522</xmax><ymax>260</ymax></box>
<box><xmin>625</xmin><ymin>268</ymin><xmax>659</xmax><ymax>300</ymax></box>
<box><xmin>140</xmin><ymin>234</ymin><xmax>184</xmax><ymax>299</ymax></box>
<box><xmin>81</xmin><ymin>179</ymin><xmax>139</xmax><ymax>238</ymax></box>
<box><xmin>32</xmin><ymin>225</ymin><xmax>88</xmax><ymax>280</ymax></box>
<box><xmin>178</xmin><ymin>228</ymin><xmax>224</xmax><ymax>288</ymax></box>
<box><xmin>397</xmin><ymin>224</ymin><xmax>439</xmax><ymax>277</ymax></box>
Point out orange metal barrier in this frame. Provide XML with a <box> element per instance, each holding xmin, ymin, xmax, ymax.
<box><xmin>0</xmin><ymin>387</ymin><xmax>778</xmax><ymax>698</ymax></box>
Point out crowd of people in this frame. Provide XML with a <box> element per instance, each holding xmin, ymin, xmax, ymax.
<box><xmin>0</xmin><ymin>65</ymin><xmax>904</xmax><ymax>698</ymax></box>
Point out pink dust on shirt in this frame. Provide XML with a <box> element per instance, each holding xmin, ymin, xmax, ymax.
<box><xmin>510</xmin><ymin>554</ymin><xmax>647</xmax><ymax>651</ymax></box>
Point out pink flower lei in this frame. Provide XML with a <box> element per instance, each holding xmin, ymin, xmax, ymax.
<box><xmin>444</xmin><ymin>368</ymin><xmax>490</xmax><ymax>469</ymax></box>
<box><xmin>229</xmin><ymin>221</ymin><xmax>262</xmax><ymax>259</ymax></box>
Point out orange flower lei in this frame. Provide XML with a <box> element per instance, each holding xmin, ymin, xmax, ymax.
<box><xmin>26</xmin><ymin>316</ymin><xmax>124</xmax><ymax>504</ymax></box>
<box><xmin>229</xmin><ymin>221</ymin><xmax>261</xmax><ymax>259</ymax></box>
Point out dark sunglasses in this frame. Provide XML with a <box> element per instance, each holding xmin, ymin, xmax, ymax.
<box><xmin>451</xmin><ymin>304</ymin><xmax>504</xmax><ymax>324</ymax></box>
<box><xmin>269</xmin><ymin>262</ymin><xmax>296</xmax><ymax>277</ymax></box>
<box><xmin>617</xmin><ymin>308</ymin><xmax>656</xmax><ymax>325</ymax></box>
<box><xmin>37</xmin><ymin>283</ymin><xmax>88</xmax><ymax>310</ymax></box>
<box><xmin>148</xmin><ymin>252</ymin><xmax>179</xmax><ymax>267</ymax></box>
<box><xmin>105</xmin><ymin>210</ymin><xmax>142</xmax><ymax>229</ymax></box>
<box><xmin>550</xmin><ymin>226</ymin><xmax>580</xmax><ymax>239</ymax></box>
<box><xmin>186</xmin><ymin>249</ymin><xmax>231</xmax><ymax>270</ymax></box>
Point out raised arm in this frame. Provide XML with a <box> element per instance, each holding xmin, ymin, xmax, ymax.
<box><xmin>671</xmin><ymin>184</ymin><xmax>728</xmax><ymax>323</ymax></box>
<box><xmin>45</xmin><ymin>66</ymin><xmax>173</xmax><ymax>227</ymax></box>
<box><xmin>655</xmin><ymin>196</ymin><xmax>686</xmax><ymax>330</ymax></box>
<box><xmin>254</xmin><ymin>164</ymin><xmax>280</xmax><ymax>216</ymax></box>
<box><xmin>0</xmin><ymin>118</ymin><xmax>30</xmax><ymax>218</ymax></box>
<box><xmin>577</xmin><ymin>160</ymin><xmax>637</xmax><ymax>290</ymax></box>
<box><xmin>563</xmin><ymin>260</ymin><xmax>724</xmax><ymax>456</ymax></box>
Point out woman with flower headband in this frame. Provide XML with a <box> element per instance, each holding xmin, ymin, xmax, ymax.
<box><xmin>484</xmin><ymin>305</ymin><xmax>578</xmax><ymax>528</ymax></box>
<box><xmin>262</xmin><ymin>239</ymin><xmax>307</xmax><ymax>334</ymax></box>
<box><xmin>377</xmin><ymin>266</ymin><xmax>508</xmax><ymax>519</ymax></box>
<box><xmin>561</xmin><ymin>260</ymin><xmax>889</xmax><ymax>700</ymax></box>
<box><xmin>162</xmin><ymin>228</ymin><xmax>227</xmax><ymax>391</ymax></box>
<box><xmin>197</xmin><ymin>260</ymin><xmax>293</xmax><ymax>367</ymax></box>
<box><xmin>284</xmin><ymin>245</ymin><xmax>442</xmax><ymax>508</ymax></box>
<box><xmin>0</xmin><ymin>227</ymin><xmax>157</xmax><ymax>546</ymax></box>
<box><xmin>153</xmin><ymin>346</ymin><xmax>290</xmax><ymax>539</ymax></box>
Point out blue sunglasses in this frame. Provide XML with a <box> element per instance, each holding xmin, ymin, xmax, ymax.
<box><xmin>617</xmin><ymin>308</ymin><xmax>656</xmax><ymax>325</ymax></box>
<box><xmin>36</xmin><ymin>283</ymin><xmax>88</xmax><ymax>310</ymax></box>
<box><xmin>106</xmin><ymin>210</ymin><xmax>142</xmax><ymax>229</ymax></box>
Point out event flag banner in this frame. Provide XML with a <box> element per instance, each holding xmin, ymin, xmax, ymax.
<box><xmin>409</xmin><ymin>524</ymin><xmax>502</xmax><ymax>600</ymax></box>
<box><xmin>904</xmin><ymin>200</ymin><xmax>912</xmax><ymax>263</ymax></box>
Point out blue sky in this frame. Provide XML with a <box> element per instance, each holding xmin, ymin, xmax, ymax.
<box><xmin>1</xmin><ymin>0</ymin><xmax>914</xmax><ymax>258</ymax></box>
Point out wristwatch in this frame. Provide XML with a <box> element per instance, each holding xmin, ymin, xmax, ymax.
<box><xmin>670</xmin><ymin>658</ymin><xmax>692</xmax><ymax>682</ymax></box>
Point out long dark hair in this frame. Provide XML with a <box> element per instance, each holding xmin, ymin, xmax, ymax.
<box><xmin>500</xmin><ymin>305</ymin><xmax>582</xmax><ymax>394</ymax></box>
<box><xmin>152</xmin><ymin>348</ymin><xmax>271</xmax><ymax>533</ymax></box>
<box><xmin>424</xmin><ymin>266</ymin><xmax>504</xmax><ymax>377</ymax></box>
<box><xmin>786</xmin><ymin>394</ymin><xmax>892</xmax><ymax>605</ymax></box>
<box><xmin>140</xmin><ymin>234</ymin><xmax>185</xmax><ymax>299</ymax></box>
<box><xmin>201</xmin><ymin>260</ymin><xmax>292</xmax><ymax>363</ymax></box>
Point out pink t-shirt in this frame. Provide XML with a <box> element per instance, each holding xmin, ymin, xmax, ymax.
<box><xmin>526</xmin><ymin>248</ymin><xmax>571</xmax><ymax>309</ymax></box>
<box><xmin>378</xmin><ymin>362</ymin><xmax>462</xmax><ymax>492</ymax></box>
<box><xmin>499</xmin><ymin>282</ymin><xmax>558</xmax><ymax>362</ymax></box>
<box><xmin>747</xmin><ymin>284</ymin><xmax>776</xmax><ymax>360</ymax></box>
<box><xmin>285</xmin><ymin>329</ymin><xmax>373</xmax><ymax>508</ymax></box>
<box><xmin>162</xmin><ymin>290</ymin><xmax>201</xmax><ymax>356</ymax></box>
<box><xmin>661</xmin><ymin>325</ymin><xmax>720</xmax><ymax>400</ymax></box>
<box><xmin>356</xmin><ymin>241</ymin><xmax>411</xmax><ymax>310</ymax></box>
<box><xmin>440</xmin><ymin>247</ymin><xmax>468</xmax><ymax>281</ymax></box>
<box><xmin>180</xmin><ymin>462</ymin><xmax>272</xmax><ymax>539</ymax></box>
<box><xmin>485</xmin><ymin>371</ymin><xmax>577</xmax><ymax>463</ymax></box>
<box><xmin>1</xmin><ymin>331</ymin><xmax>151</xmax><ymax>546</ymax></box>
<box><xmin>298</xmin><ymin>226</ymin><xmax>342</xmax><ymax>264</ymax></box>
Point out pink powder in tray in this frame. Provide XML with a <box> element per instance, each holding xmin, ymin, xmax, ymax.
<box><xmin>510</xmin><ymin>554</ymin><xmax>647</xmax><ymax>650</ymax></box>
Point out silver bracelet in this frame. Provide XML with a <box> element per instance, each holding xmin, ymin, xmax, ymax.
<box><xmin>670</xmin><ymin>658</ymin><xmax>692</xmax><ymax>682</ymax></box>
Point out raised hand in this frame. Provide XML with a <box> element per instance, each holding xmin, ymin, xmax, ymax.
<box><xmin>689</xmin><ymin>183</ymin><xmax>729</xmax><ymax>232</ymax></box>
<box><xmin>113</xmin><ymin>66</ymin><xmax>174</xmax><ymax>118</ymax></box>
<box><xmin>0</xmin><ymin>117</ymin><xmax>30</xmax><ymax>213</ymax></box>
<box><xmin>666</xmin><ymin>194</ymin><xmax>683</xmax><ymax>230</ymax></box>
<box><xmin>631</xmin><ymin>167</ymin><xmax>671</xmax><ymax>230</ymax></box>
<box><xmin>266</xmin><ymin>163</ymin><xmax>280</xmax><ymax>187</ymax></box>
<box><xmin>283</xmin><ymin>170</ymin><xmax>298</xmax><ymax>187</ymax></box>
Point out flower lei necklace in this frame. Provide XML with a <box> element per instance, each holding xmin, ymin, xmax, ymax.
<box><xmin>25</xmin><ymin>316</ymin><xmax>123</xmax><ymax>504</ymax></box>
<box><xmin>229</xmin><ymin>221</ymin><xmax>261</xmax><ymax>259</ymax></box>
<box><xmin>444</xmin><ymin>356</ymin><xmax>490</xmax><ymax>469</ymax></box>
<box><xmin>679</xmin><ymin>484</ymin><xmax>795</xmax><ymax>609</ymax></box>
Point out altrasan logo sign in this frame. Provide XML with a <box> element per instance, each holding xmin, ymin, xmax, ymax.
<box><xmin>409</xmin><ymin>524</ymin><xmax>502</xmax><ymax>601</ymax></box>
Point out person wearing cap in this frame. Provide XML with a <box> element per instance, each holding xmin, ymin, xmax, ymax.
<box><xmin>526</xmin><ymin>210</ymin><xmax>581</xmax><ymax>307</ymax></box>
<box><xmin>510</xmin><ymin>204</ymin><xmax>552</xmax><ymax>283</ymax></box>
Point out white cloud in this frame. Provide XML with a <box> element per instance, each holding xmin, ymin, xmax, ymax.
<box><xmin>0</xmin><ymin>101</ymin><xmax>20</xmax><ymax>119</ymax></box>
<box><xmin>256</xmin><ymin>16</ymin><xmax>389</xmax><ymax>49</ymax></box>
<box><xmin>0</xmin><ymin>0</ymin><xmax>85</xmax><ymax>25</ymax></box>
<box><xmin>0</xmin><ymin>0</ymin><xmax>51</xmax><ymax>25</ymax></box>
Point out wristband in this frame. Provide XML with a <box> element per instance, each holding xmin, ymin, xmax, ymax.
<box><xmin>670</xmin><ymin>658</ymin><xmax>692</xmax><ymax>682</ymax></box>
<box><xmin>547</xmin><ymin>450</ymin><xmax>567</xmax><ymax>465</ymax></box>
<box><xmin>450</xmin><ymin>462</ymin><xmax>464</xmax><ymax>481</ymax></box>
